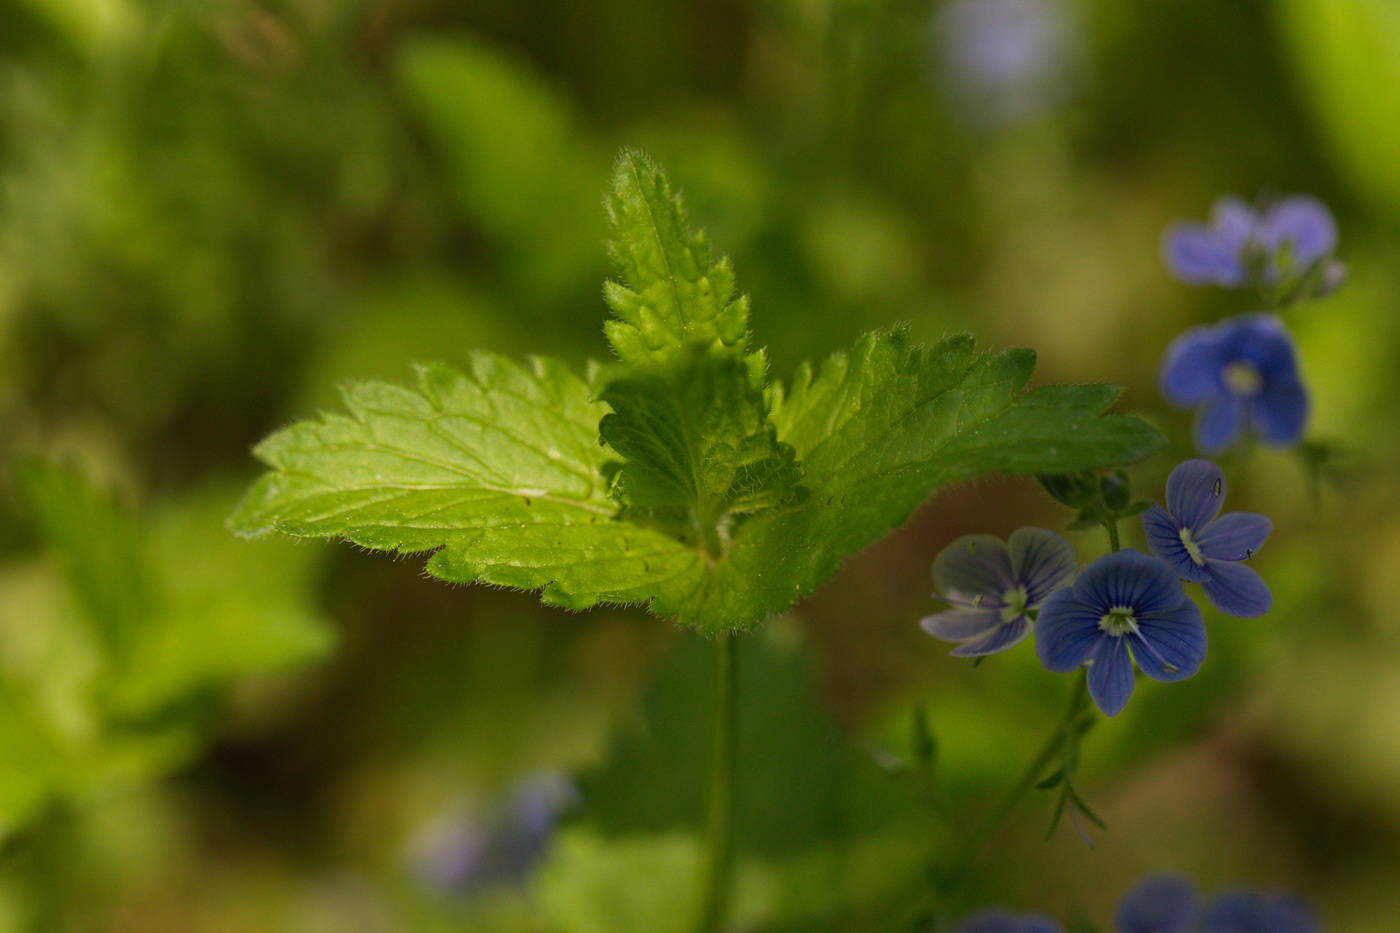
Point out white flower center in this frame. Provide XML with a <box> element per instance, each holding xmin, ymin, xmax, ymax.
<box><xmin>999</xmin><ymin>585</ymin><xmax>1029</xmax><ymax>624</ymax></box>
<box><xmin>1224</xmin><ymin>361</ymin><xmax>1262</xmax><ymax>396</ymax></box>
<box><xmin>1178</xmin><ymin>527</ymin><xmax>1206</xmax><ymax>566</ymax></box>
<box><xmin>1098</xmin><ymin>606</ymin><xmax>1139</xmax><ymax>637</ymax></box>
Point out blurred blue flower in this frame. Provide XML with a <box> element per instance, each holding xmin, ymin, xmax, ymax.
<box><xmin>1199</xmin><ymin>889</ymin><xmax>1320</xmax><ymax>933</ymax></box>
<box><xmin>1159</xmin><ymin>313</ymin><xmax>1308</xmax><ymax>454</ymax></box>
<box><xmin>1035</xmin><ymin>549</ymin><xmax>1205</xmax><ymax>716</ymax></box>
<box><xmin>921</xmin><ymin>527</ymin><xmax>1077</xmax><ymax>657</ymax></box>
<box><xmin>1163</xmin><ymin>195</ymin><xmax>1344</xmax><ymax>294</ymax></box>
<box><xmin>1116</xmin><ymin>874</ymin><xmax>1199</xmax><ymax>933</ymax></box>
<box><xmin>936</xmin><ymin>0</ymin><xmax>1078</xmax><ymax>125</ymax></box>
<box><xmin>411</xmin><ymin>772</ymin><xmax>577</xmax><ymax>897</ymax></box>
<box><xmin>1142</xmin><ymin>460</ymin><xmax>1271</xmax><ymax>618</ymax></box>
<box><xmin>954</xmin><ymin>908</ymin><xmax>1065</xmax><ymax>933</ymax></box>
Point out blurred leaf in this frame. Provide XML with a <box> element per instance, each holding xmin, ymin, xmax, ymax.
<box><xmin>396</xmin><ymin>35</ymin><xmax>605</xmax><ymax>299</ymax></box>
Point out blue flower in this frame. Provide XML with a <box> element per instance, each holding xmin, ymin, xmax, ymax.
<box><xmin>1035</xmin><ymin>549</ymin><xmax>1205</xmax><ymax>717</ymax></box>
<box><xmin>936</xmin><ymin>0</ymin><xmax>1079</xmax><ymax>125</ymax></box>
<box><xmin>1116</xmin><ymin>874</ymin><xmax>1199</xmax><ymax>933</ymax></box>
<box><xmin>1199</xmin><ymin>890</ymin><xmax>1320</xmax><ymax>933</ymax></box>
<box><xmin>1159</xmin><ymin>313</ymin><xmax>1308</xmax><ymax>454</ymax></box>
<box><xmin>954</xmin><ymin>908</ymin><xmax>1065</xmax><ymax>933</ymax></box>
<box><xmin>921</xmin><ymin>527</ymin><xmax>1077</xmax><ymax>657</ymax></box>
<box><xmin>1142</xmin><ymin>460</ymin><xmax>1271</xmax><ymax>618</ymax></box>
<box><xmin>1163</xmin><ymin>195</ymin><xmax>1343</xmax><ymax>293</ymax></box>
<box><xmin>412</xmin><ymin>772</ymin><xmax>578</xmax><ymax>897</ymax></box>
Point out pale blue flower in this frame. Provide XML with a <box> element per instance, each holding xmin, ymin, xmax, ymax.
<box><xmin>1159</xmin><ymin>313</ymin><xmax>1307</xmax><ymax>454</ymax></box>
<box><xmin>921</xmin><ymin>527</ymin><xmax>1077</xmax><ymax>657</ymax></box>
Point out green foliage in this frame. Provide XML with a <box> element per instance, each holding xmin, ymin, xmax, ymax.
<box><xmin>233</xmin><ymin>151</ymin><xmax>1165</xmax><ymax>633</ymax></box>
<box><xmin>0</xmin><ymin>463</ymin><xmax>331</xmax><ymax>837</ymax></box>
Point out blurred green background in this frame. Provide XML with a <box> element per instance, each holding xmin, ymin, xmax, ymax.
<box><xmin>1</xmin><ymin>0</ymin><xmax>1398</xmax><ymax>929</ymax></box>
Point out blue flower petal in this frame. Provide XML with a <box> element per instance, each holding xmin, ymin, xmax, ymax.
<box><xmin>1196</xmin><ymin>512</ymin><xmax>1271</xmax><ymax>562</ymax></box>
<box><xmin>1251</xmin><ymin>374</ymin><xmax>1308</xmax><ymax>446</ymax></box>
<box><xmin>1163</xmin><ymin>225</ymin><xmax>1247</xmax><ymax>285</ymax></box>
<box><xmin>1159</xmin><ymin>325</ymin><xmax>1229</xmax><ymax>405</ymax></box>
<box><xmin>1008</xmin><ymin>526</ymin><xmax>1078</xmax><ymax>604</ymax></box>
<box><xmin>1034</xmin><ymin>590</ymin><xmax>1104</xmax><ymax>673</ymax></box>
<box><xmin>1087</xmin><ymin>634</ymin><xmax>1135</xmax><ymax>717</ymax></box>
<box><xmin>951</xmin><ymin>616</ymin><xmax>1031</xmax><ymax>657</ymax></box>
<box><xmin>1080</xmin><ymin>549</ymin><xmax>1185</xmax><ymax>616</ymax></box>
<box><xmin>1227</xmin><ymin>314</ymin><xmax>1296</xmax><ymax>371</ymax></box>
<box><xmin>1165</xmin><ymin>459</ymin><xmax>1227</xmax><ymax>532</ymax></box>
<box><xmin>1210</xmin><ymin>195</ymin><xmax>1258</xmax><ymax>246</ymax></box>
<box><xmin>1196</xmin><ymin>395</ymin><xmax>1245</xmax><ymax>454</ymax></box>
<box><xmin>1201</xmin><ymin>559</ymin><xmax>1273</xmax><ymax>617</ymax></box>
<box><xmin>1115</xmin><ymin>874</ymin><xmax>1199</xmax><ymax>933</ymax></box>
<box><xmin>1131</xmin><ymin>600</ymin><xmax>1206</xmax><ymax>683</ymax></box>
<box><xmin>1143</xmin><ymin>505</ymin><xmax>1211</xmax><ymax>582</ymax></box>
<box><xmin>1201</xmin><ymin>890</ymin><xmax>1318</xmax><ymax>933</ymax></box>
<box><xmin>1257</xmin><ymin>196</ymin><xmax>1337</xmax><ymax>268</ymax></box>
<box><xmin>934</xmin><ymin>534</ymin><xmax>1014</xmax><ymax>606</ymax></box>
<box><xmin>922</xmin><ymin>607</ymin><xmax>1003</xmax><ymax>641</ymax></box>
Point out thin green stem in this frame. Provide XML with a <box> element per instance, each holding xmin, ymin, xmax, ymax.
<box><xmin>1103</xmin><ymin>517</ymin><xmax>1121</xmax><ymax>553</ymax></box>
<box><xmin>697</xmin><ymin>633</ymin><xmax>738</xmax><ymax>933</ymax></box>
<box><xmin>946</xmin><ymin>670</ymin><xmax>1088</xmax><ymax>881</ymax></box>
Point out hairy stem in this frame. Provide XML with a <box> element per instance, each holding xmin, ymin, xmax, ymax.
<box><xmin>697</xmin><ymin>632</ymin><xmax>737</xmax><ymax>933</ymax></box>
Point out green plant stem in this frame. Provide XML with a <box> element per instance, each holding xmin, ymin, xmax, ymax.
<box><xmin>942</xmin><ymin>670</ymin><xmax>1089</xmax><ymax>897</ymax></box>
<box><xmin>697</xmin><ymin>632</ymin><xmax>737</xmax><ymax>933</ymax></box>
<box><xmin>1103</xmin><ymin>516</ymin><xmax>1120</xmax><ymax>553</ymax></box>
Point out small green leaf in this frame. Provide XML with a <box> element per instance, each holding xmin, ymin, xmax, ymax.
<box><xmin>603</xmin><ymin>149</ymin><xmax>751</xmax><ymax>366</ymax></box>
<box><xmin>599</xmin><ymin>348</ymin><xmax>804</xmax><ymax>551</ymax></box>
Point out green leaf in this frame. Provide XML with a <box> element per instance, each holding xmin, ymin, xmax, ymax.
<box><xmin>624</xmin><ymin>328</ymin><xmax>1164</xmax><ymax>631</ymax></box>
<box><xmin>231</xmin><ymin>154</ymin><xmax>1165</xmax><ymax>634</ymax></box>
<box><xmin>20</xmin><ymin>461</ymin><xmax>150</xmax><ymax>665</ymax></box>
<box><xmin>229</xmin><ymin>352</ymin><xmax>708</xmax><ymax>612</ymax></box>
<box><xmin>599</xmin><ymin>348</ymin><xmax>805</xmax><ymax>551</ymax></box>
<box><xmin>603</xmin><ymin>149</ymin><xmax>751</xmax><ymax>366</ymax></box>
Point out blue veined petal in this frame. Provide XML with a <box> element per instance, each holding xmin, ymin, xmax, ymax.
<box><xmin>951</xmin><ymin>616</ymin><xmax>1030</xmax><ymax>657</ymax></box>
<box><xmin>1008</xmin><ymin>526</ymin><xmax>1077</xmax><ymax>604</ymax></box>
<box><xmin>1201</xmin><ymin>559</ymin><xmax>1272</xmax><ymax>617</ymax></box>
<box><xmin>1251</xmin><ymin>374</ymin><xmax>1308</xmax><ymax>446</ymax></box>
<box><xmin>1115</xmin><ymin>874</ymin><xmax>1199</xmax><ymax>933</ymax></box>
<box><xmin>1077</xmin><ymin>549</ymin><xmax>1184</xmax><ymax>616</ymax></box>
<box><xmin>1143</xmin><ymin>505</ymin><xmax>1211</xmax><ymax>582</ymax></box>
<box><xmin>1159</xmin><ymin>325</ymin><xmax>1229</xmax><ymax>405</ymax></box>
<box><xmin>933</xmin><ymin>533</ymin><xmax>1014</xmax><ymax>606</ymax></box>
<box><xmin>1163</xmin><ymin>225</ymin><xmax>1247</xmax><ymax>285</ymax></box>
<box><xmin>922</xmin><ymin>607</ymin><xmax>1003</xmax><ymax>641</ymax></box>
<box><xmin>1257</xmin><ymin>196</ymin><xmax>1337</xmax><ymax>268</ymax></box>
<box><xmin>1200</xmin><ymin>890</ymin><xmax>1319</xmax><ymax>933</ymax></box>
<box><xmin>1034</xmin><ymin>590</ymin><xmax>1103</xmax><ymax>672</ymax></box>
<box><xmin>1195</xmin><ymin>395</ymin><xmax>1245</xmax><ymax>454</ymax></box>
<box><xmin>1087</xmin><ymin>634</ymin><xmax>1135</xmax><ymax>717</ymax></box>
<box><xmin>1196</xmin><ymin>512</ymin><xmax>1271</xmax><ymax>562</ymax></box>
<box><xmin>1165</xmin><ymin>459</ymin><xmax>1226</xmax><ymax>532</ymax></box>
<box><xmin>1131</xmin><ymin>600</ymin><xmax>1206</xmax><ymax>683</ymax></box>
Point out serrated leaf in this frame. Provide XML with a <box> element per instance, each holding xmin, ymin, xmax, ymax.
<box><xmin>619</xmin><ymin>328</ymin><xmax>1165</xmax><ymax>631</ymax></box>
<box><xmin>230</xmin><ymin>352</ymin><xmax>708</xmax><ymax>611</ymax></box>
<box><xmin>603</xmin><ymin>149</ymin><xmax>751</xmax><ymax>366</ymax></box>
<box><xmin>599</xmin><ymin>348</ymin><xmax>804</xmax><ymax>550</ymax></box>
